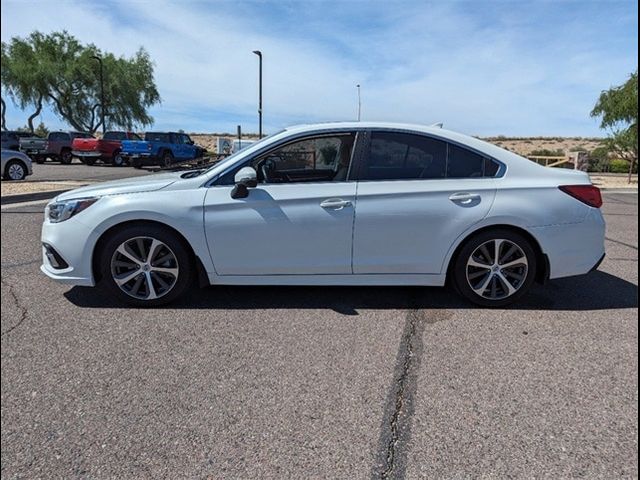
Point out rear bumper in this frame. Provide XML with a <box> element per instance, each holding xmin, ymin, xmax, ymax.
<box><xmin>531</xmin><ymin>208</ymin><xmax>606</xmax><ymax>279</ymax></box>
<box><xmin>72</xmin><ymin>150</ymin><xmax>103</xmax><ymax>159</ymax></box>
<box><xmin>22</xmin><ymin>149</ymin><xmax>47</xmax><ymax>158</ymax></box>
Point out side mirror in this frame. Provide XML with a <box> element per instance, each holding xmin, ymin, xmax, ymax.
<box><xmin>231</xmin><ymin>166</ymin><xmax>258</xmax><ymax>199</ymax></box>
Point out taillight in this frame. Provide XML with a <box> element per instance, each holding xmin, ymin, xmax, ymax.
<box><xmin>559</xmin><ymin>185</ymin><xmax>603</xmax><ymax>208</ymax></box>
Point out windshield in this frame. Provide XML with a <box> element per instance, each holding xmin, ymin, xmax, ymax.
<box><xmin>203</xmin><ymin>130</ymin><xmax>285</xmax><ymax>174</ymax></box>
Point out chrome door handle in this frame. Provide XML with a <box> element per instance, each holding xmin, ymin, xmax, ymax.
<box><xmin>449</xmin><ymin>192</ymin><xmax>481</xmax><ymax>204</ymax></box>
<box><xmin>320</xmin><ymin>198</ymin><xmax>351</xmax><ymax>209</ymax></box>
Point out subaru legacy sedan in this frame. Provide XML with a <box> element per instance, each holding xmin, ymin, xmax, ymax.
<box><xmin>41</xmin><ymin>122</ymin><xmax>605</xmax><ymax>307</ymax></box>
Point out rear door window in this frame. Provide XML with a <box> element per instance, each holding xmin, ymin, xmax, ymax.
<box><xmin>446</xmin><ymin>144</ymin><xmax>484</xmax><ymax>178</ymax></box>
<box><xmin>361</xmin><ymin>132</ymin><xmax>447</xmax><ymax>181</ymax></box>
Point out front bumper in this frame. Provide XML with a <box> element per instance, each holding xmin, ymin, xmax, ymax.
<box><xmin>40</xmin><ymin>215</ymin><xmax>98</xmax><ymax>287</ymax></box>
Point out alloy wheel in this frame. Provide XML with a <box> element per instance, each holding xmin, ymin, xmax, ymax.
<box><xmin>110</xmin><ymin>236</ymin><xmax>179</xmax><ymax>300</ymax></box>
<box><xmin>7</xmin><ymin>163</ymin><xmax>25</xmax><ymax>180</ymax></box>
<box><xmin>466</xmin><ymin>238</ymin><xmax>529</xmax><ymax>300</ymax></box>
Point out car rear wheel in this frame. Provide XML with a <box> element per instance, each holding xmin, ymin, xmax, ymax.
<box><xmin>3</xmin><ymin>160</ymin><xmax>27</xmax><ymax>180</ymax></box>
<box><xmin>112</xmin><ymin>151</ymin><xmax>125</xmax><ymax>167</ymax></box>
<box><xmin>35</xmin><ymin>156</ymin><xmax>46</xmax><ymax>164</ymax></box>
<box><xmin>84</xmin><ymin>157</ymin><xmax>96</xmax><ymax>166</ymax></box>
<box><xmin>452</xmin><ymin>229</ymin><xmax>537</xmax><ymax>307</ymax></box>
<box><xmin>59</xmin><ymin>149</ymin><xmax>73</xmax><ymax>165</ymax></box>
<box><xmin>160</xmin><ymin>151</ymin><xmax>173</xmax><ymax>168</ymax></box>
<box><xmin>99</xmin><ymin>225</ymin><xmax>194</xmax><ymax>307</ymax></box>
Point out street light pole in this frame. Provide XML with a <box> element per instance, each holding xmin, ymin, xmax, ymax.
<box><xmin>252</xmin><ymin>50</ymin><xmax>263</xmax><ymax>138</ymax></box>
<box><xmin>91</xmin><ymin>55</ymin><xmax>106</xmax><ymax>134</ymax></box>
<box><xmin>356</xmin><ymin>84</ymin><xmax>361</xmax><ymax>121</ymax></box>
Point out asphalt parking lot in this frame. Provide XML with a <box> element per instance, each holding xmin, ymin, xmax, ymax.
<box><xmin>25</xmin><ymin>161</ymin><xmax>154</xmax><ymax>183</ymax></box>
<box><xmin>1</xmin><ymin>192</ymin><xmax>637</xmax><ymax>478</ymax></box>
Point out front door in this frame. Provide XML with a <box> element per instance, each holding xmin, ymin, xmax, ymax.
<box><xmin>203</xmin><ymin>132</ymin><xmax>358</xmax><ymax>275</ymax></box>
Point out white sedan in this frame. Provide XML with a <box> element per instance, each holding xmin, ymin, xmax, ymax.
<box><xmin>40</xmin><ymin>122</ymin><xmax>605</xmax><ymax>307</ymax></box>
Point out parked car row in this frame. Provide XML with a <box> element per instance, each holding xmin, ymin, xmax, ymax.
<box><xmin>2</xmin><ymin>130</ymin><xmax>207</xmax><ymax>169</ymax></box>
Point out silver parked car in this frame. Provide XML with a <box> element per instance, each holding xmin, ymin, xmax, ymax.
<box><xmin>1</xmin><ymin>149</ymin><xmax>33</xmax><ymax>180</ymax></box>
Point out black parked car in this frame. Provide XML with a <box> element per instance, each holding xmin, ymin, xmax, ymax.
<box><xmin>1</xmin><ymin>131</ymin><xmax>37</xmax><ymax>151</ymax></box>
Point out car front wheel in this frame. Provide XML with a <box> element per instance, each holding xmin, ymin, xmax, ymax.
<box><xmin>112</xmin><ymin>151</ymin><xmax>126</xmax><ymax>167</ymax></box>
<box><xmin>452</xmin><ymin>229</ymin><xmax>537</xmax><ymax>307</ymax></box>
<box><xmin>99</xmin><ymin>225</ymin><xmax>194</xmax><ymax>307</ymax></box>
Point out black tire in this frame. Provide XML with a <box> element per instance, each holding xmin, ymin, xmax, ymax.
<box><xmin>132</xmin><ymin>158</ymin><xmax>142</xmax><ymax>169</ymax></box>
<box><xmin>112</xmin><ymin>150</ymin><xmax>125</xmax><ymax>167</ymax></box>
<box><xmin>35</xmin><ymin>156</ymin><xmax>46</xmax><ymax>164</ymax></box>
<box><xmin>84</xmin><ymin>157</ymin><xmax>97</xmax><ymax>166</ymax></box>
<box><xmin>3</xmin><ymin>160</ymin><xmax>28</xmax><ymax>180</ymax></box>
<box><xmin>159</xmin><ymin>150</ymin><xmax>173</xmax><ymax>168</ymax></box>
<box><xmin>451</xmin><ymin>229</ymin><xmax>537</xmax><ymax>307</ymax></box>
<box><xmin>59</xmin><ymin>149</ymin><xmax>73</xmax><ymax>165</ymax></box>
<box><xmin>98</xmin><ymin>224</ymin><xmax>194</xmax><ymax>307</ymax></box>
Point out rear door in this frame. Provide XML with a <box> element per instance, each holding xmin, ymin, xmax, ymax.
<box><xmin>352</xmin><ymin>130</ymin><xmax>499</xmax><ymax>274</ymax></box>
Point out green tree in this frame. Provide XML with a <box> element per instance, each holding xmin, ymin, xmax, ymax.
<box><xmin>1</xmin><ymin>31</ymin><xmax>160</xmax><ymax>134</ymax></box>
<box><xmin>590</xmin><ymin>71</ymin><xmax>638</xmax><ymax>182</ymax></box>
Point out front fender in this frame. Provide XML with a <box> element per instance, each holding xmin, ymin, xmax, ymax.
<box><xmin>73</xmin><ymin>189</ymin><xmax>213</xmax><ymax>276</ymax></box>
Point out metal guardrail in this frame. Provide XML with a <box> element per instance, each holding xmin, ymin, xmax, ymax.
<box><xmin>527</xmin><ymin>155</ymin><xmax>574</xmax><ymax>168</ymax></box>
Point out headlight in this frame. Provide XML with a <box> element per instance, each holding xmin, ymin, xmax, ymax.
<box><xmin>46</xmin><ymin>197</ymin><xmax>100</xmax><ymax>223</ymax></box>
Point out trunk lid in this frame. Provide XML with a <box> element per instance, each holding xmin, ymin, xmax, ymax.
<box><xmin>72</xmin><ymin>137</ymin><xmax>100</xmax><ymax>152</ymax></box>
<box><xmin>122</xmin><ymin>140</ymin><xmax>152</xmax><ymax>154</ymax></box>
<box><xmin>19</xmin><ymin>137</ymin><xmax>47</xmax><ymax>151</ymax></box>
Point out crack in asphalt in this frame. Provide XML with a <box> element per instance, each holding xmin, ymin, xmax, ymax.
<box><xmin>1</xmin><ymin>277</ymin><xmax>29</xmax><ymax>337</ymax></box>
<box><xmin>605</xmin><ymin>236</ymin><xmax>638</xmax><ymax>250</ymax></box>
<box><xmin>604</xmin><ymin>195</ymin><xmax>638</xmax><ymax>206</ymax></box>
<box><xmin>1</xmin><ymin>259</ymin><xmax>41</xmax><ymax>270</ymax></box>
<box><xmin>379</xmin><ymin>308</ymin><xmax>421</xmax><ymax>479</ymax></box>
<box><xmin>373</xmin><ymin>291</ymin><xmax>451</xmax><ymax>480</ymax></box>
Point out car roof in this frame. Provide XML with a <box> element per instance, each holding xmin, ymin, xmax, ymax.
<box><xmin>280</xmin><ymin>121</ymin><xmax>558</xmax><ymax>178</ymax></box>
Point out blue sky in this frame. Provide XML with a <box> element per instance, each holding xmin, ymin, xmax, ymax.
<box><xmin>1</xmin><ymin>0</ymin><xmax>637</xmax><ymax>136</ymax></box>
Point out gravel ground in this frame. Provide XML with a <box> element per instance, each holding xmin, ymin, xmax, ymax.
<box><xmin>1</xmin><ymin>193</ymin><xmax>637</xmax><ymax>479</ymax></box>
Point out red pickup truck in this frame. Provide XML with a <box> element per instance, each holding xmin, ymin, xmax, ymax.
<box><xmin>72</xmin><ymin>131</ymin><xmax>142</xmax><ymax>166</ymax></box>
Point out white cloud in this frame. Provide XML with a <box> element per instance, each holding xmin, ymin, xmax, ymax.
<box><xmin>1</xmin><ymin>0</ymin><xmax>637</xmax><ymax>136</ymax></box>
